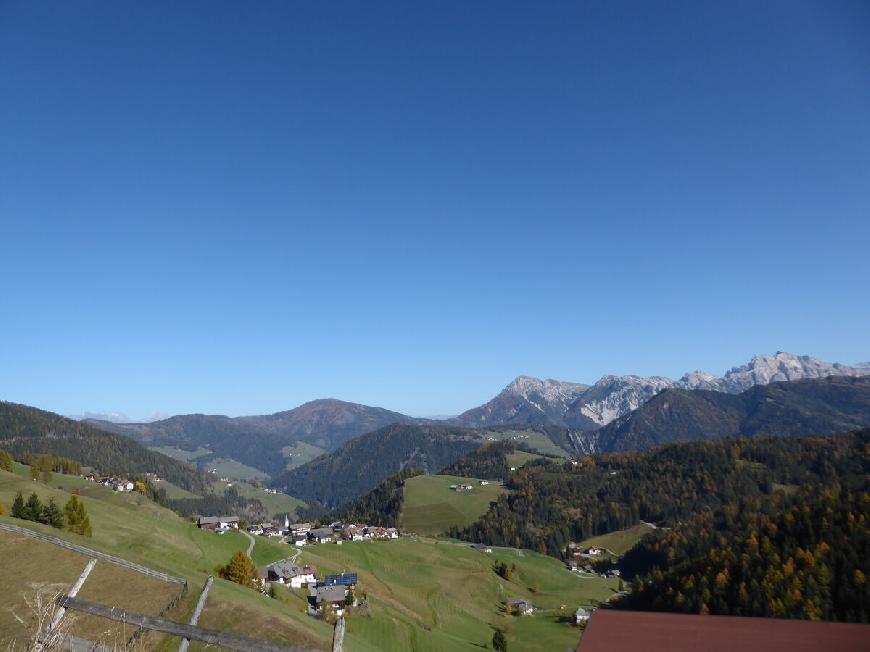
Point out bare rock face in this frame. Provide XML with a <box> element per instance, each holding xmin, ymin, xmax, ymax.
<box><xmin>701</xmin><ymin>352</ymin><xmax>869</xmax><ymax>393</ymax></box>
<box><xmin>456</xmin><ymin>352</ymin><xmax>869</xmax><ymax>430</ymax></box>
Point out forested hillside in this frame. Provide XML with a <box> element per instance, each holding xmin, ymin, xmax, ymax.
<box><xmin>273</xmin><ymin>424</ymin><xmax>484</xmax><ymax>507</ymax></box>
<box><xmin>589</xmin><ymin>376</ymin><xmax>870</xmax><ymax>453</ymax></box>
<box><xmin>0</xmin><ymin>401</ymin><xmax>207</xmax><ymax>492</ymax></box>
<box><xmin>452</xmin><ymin>430</ymin><xmax>869</xmax><ymax>560</ymax></box>
<box><xmin>440</xmin><ymin>441</ymin><xmax>516</xmax><ymax>479</ymax></box>
<box><xmin>328</xmin><ymin>468</ymin><xmax>422</xmax><ymax>527</ymax></box>
<box><xmin>617</xmin><ymin>482</ymin><xmax>869</xmax><ymax>622</ymax></box>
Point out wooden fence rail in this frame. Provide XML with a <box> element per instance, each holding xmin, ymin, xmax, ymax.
<box><xmin>56</xmin><ymin>596</ymin><xmax>314</xmax><ymax>652</ymax></box>
<box><xmin>0</xmin><ymin>523</ymin><xmax>186</xmax><ymax>585</ymax></box>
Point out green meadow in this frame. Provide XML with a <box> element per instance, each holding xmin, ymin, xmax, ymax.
<box><xmin>281</xmin><ymin>441</ymin><xmax>328</xmax><ymax>470</ymax></box>
<box><xmin>482</xmin><ymin>429</ymin><xmax>570</xmax><ymax>457</ymax></box>
<box><xmin>577</xmin><ymin>523</ymin><xmax>655</xmax><ymax>556</ymax></box>
<box><xmin>300</xmin><ymin>536</ymin><xmax>617</xmax><ymax>652</ymax></box>
<box><xmin>400</xmin><ymin>474</ymin><xmax>506</xmax><ymax>536</ymax></box>
<box><xmin>0</xmin><ymin>463</ymin><xmax>326</xmax><ymax>650</ymax></box>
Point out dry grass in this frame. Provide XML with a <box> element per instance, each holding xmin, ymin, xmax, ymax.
<box><xmin>0</xmin><ymin>531</ymin><xmax>181</xmax><ymax>651</ymax></box>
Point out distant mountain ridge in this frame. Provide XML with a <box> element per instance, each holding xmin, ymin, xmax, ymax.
<box><xmin>584</xmin><ymin>375</ymin><xmax>870</xmax><ymax>453</ymax></box>
<box><xmin>455</xmin><ymin>352</ymin><xmax>869</xmax><ymax>429</ymax></box>
<box><xmin>272</xmin><ymin>423</ymin><xmax>484</xmax><ymax>508</ymax></box>
<box><xmin>0</xmin><ymin>401</ymin><xmax>207</xmax><ymax>492</ymax></box>
<box><xmin>90</xmin><ymin>399</ymin><xmax>422</xmax><ymax>478</ymax></box>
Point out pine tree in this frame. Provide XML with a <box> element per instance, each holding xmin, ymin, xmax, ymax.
<box><xmin>41</xmin><ymin>498</ymin><xmax>65</xmax><ymax>529</ymax></box>
<box><xmin>42</xmin><ymin>467</ymin><xmax>53</xmax><ymax>484</ymax></box>
<box><xmin>0</xmin><ymin>449</ymin><xmax>12</xmax><ymax>472</ymax></box>
<box><xmin>492</xmin><ymin>628</ymin><xmax>508</xmax><ymax>652</ymax></box>
<box><xmin>11</xmin><ymin>491</ymin><xmax>25</xmax><ymax>519</ymax></box>
<box><xmin>25</xmin><ymin>492</ymin><xmax>43</xmax><ymax>521</ymax></box>
<box><xmin>217</xmin><ymin>551</ymin><xmax>258</xmax><ymax>588</ymax></box>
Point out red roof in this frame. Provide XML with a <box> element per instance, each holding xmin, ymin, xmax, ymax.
<box><xmin>578</xmin><ymin>610</ymin><xmax>870</xmax><ymax>652</ymax></box>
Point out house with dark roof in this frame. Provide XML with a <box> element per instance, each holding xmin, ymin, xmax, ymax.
<box><xmin>308</xmin><ymin>585</ymin><xmax>349</xmax><ymax>617</ymax></box>
<box><xmin>266</xmin><ymin>561</ymin><xmax>317</xmax><ymax>588</ymax></box>
<box><xmin>323</xmin><ymin>572</ymin><xmax>357</xmax><ymax>587</ymax></box>
<box><xmin>308</xmin><ymin>527</ymin><xmax>334</xmax><ymax>543</ymax></box>
<box><xmin>197</xmin><ymin>516</ymin><xmax>240</xmax><ymax>531</ymax></box>
<box><xmin>507</xmin><ymin>598</ymin><xmax>534</xmax><ymax>615</ymax></box>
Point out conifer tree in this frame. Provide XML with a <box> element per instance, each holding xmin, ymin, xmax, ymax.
<box><xmin>492</xmin><ymin>628</ymin><xmax>508</xmax><ymax>652</ymax></box>
<box><xmin>11</xmin><ymin>491</ymin><xmax>25</xmax><ymax>519</ymax></box>
<box><xmin>0</xmin><ymin>449</ymin><xmax>12</xmax><ymax>472</ymax></box>
<box><xmin>41</xmin><ymin>498</ymin><xmax>65</xmax><ymax>529</ymax></box>
<box><xmin>29</xmin><ymin>465</ymin><xmax>40</xmax><ymax>481</ymax></box>
<box><xmin>25</xmin><ymin>492</ymin><xmax>43</xmax><ymax>521</ymax></box>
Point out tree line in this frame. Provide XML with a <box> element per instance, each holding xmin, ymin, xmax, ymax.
<box><xmin>450</xmin><ymin>430</ymin><xmax>868</xmax><ymax>561</ymax></box>
<box><xmin>616</xmin><ymin>482</ymin><xmax>868</xmax><ymax>622</ymax></box>
<box><xmin>10</xmin><ymin>491</ymin><xmax>93</xmax><ymax>536</ymax></box>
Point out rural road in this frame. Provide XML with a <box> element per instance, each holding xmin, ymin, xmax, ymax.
<box><xmin>241</xmin><ymin>530</ymin><xmax>255</xmax><ymax>556</ymax></box>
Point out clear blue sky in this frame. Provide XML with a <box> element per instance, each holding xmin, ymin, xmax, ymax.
<box><xmin>1</xmin><ymin>1</ymin><xmax>868</xmax><ymax>419</ymax></box>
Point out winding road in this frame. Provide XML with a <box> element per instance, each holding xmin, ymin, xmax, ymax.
<box><xmin>241</xmin><ymin>530</ymin><xmax>256</xmax><ymax>556</ymax></box>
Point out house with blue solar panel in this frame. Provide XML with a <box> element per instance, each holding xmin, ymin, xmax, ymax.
<box><xmin>324</xmin><ymin>572</ymin><xmax>357</xmax><ymax>587</ymax></box>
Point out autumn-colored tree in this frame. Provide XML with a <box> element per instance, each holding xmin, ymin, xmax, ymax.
<box><xmin>217</xmin><ymin>551</ymin><xmax>260</xmax><ymax>589</ymax></box>
<box><xmin>0</xmin><ymin>497</ymin><xmax>5</xmax><ymax>516</ymax></box>
<box><xmin>0</xmin><ymin>449</ymin><xmax>13</xmax><ymax>472</ymax></box>
<box><xmin>64</xmin><ymin>495</ymin><xmax>93</xmax><ymax>537</ymax></box>
<box><xmin>29</xmin><ymin>465</ymin><xmax>40</xmax><ymax>481</ymax></box>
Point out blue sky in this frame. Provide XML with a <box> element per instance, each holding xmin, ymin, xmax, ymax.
<box><xmin>1</xmin><ymin>1</ymin><xmax>868</xmax><ymax>419</ymax></box>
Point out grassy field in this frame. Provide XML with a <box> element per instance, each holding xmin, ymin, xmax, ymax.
<box><xmin>281</xmin><ymin>441</ymin><xmax>328</xmax><ymax>470</ymax></box>
<box><xmin>156</xmin><ymin>478</ymin><xmax>201</xmax><ymax>500</ymax></box>
<box><xmin>148</xmin><ymin>445</ymin><xmax>212</xmax><ymax>463</ymax></box>
<box><xmin>299</xmin><ymin>536</ymin><xmax>617</xmax><ymax>652</ymax></box>
<box><xmin>0</xmin><ymin>530</ymin><xmax>181</xmax><ymax>649</ymax></box>
<box><xmin>482</xmin><ymin>429</ymin><xmax>570</xmax><ymax>457</ymax></box>
<box><xmin>0</xmin><ymin>461</ymin><xmax>618</xmax><ymax>652</ymax></box>
<box><xmin>505</xmin><ymin>450</ymin><xmax>545</xmax><ymax>469</ymax></box>
<box><xmin>0</xmin><ymin>464</ymin><xmax>327</xmax><ymax>650</ymax></box>
<box><xmin>400</xmin><ymin>474</ymin><xmax>506</xmax><ymax>536</ymax></box>
<box><xmin>577</xmin><ymin>523</ymin><xmax>655</xmax><ymax>556</ymax></box>
<box><xmin>203</xmin><ymin>457</ymin><xmax>270</xmax><ymax>481</ymax></box>
<box><xmin>214</xmin><ymin>480</ymin><xmax>307</xmax><ymax>517</ymax></box>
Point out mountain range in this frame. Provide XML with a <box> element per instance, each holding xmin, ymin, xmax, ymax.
<box><xmin>582</xmin><ymin>375</ymin><xmax>870</xmax><ymax>454</ymax></box>
<box><xmin>454</xmin><ymin>351</ymin><xmax>870</xmax><ymax>429</ymax></box>
<box><xmin>82</xmin><ymin>351</ymin><xmax>868</xmax><ymax>484</ymax></box>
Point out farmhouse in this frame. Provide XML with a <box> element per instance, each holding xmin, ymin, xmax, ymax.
<box><xmin>471</xmin><ymin>543</ymin><xmax>493</xmax><ymax>553</ymax></box>
<box><xmin>266</xmin><ymin>561</ymin><xmax>317</xmax><ymax>588</ymax></box>
<box><xmin>586</xmin><ymin>547</ymin><xmax>604</xmax><ymax>556</ymax></box>
<box><xmin>324</xmin><ymin>572</ymin><xmax>357</xmax><ymax>588</ymax></box>
<box><xmin>507</xmin><ymin>598</ymin><xmax>534</xmax><ymax>615</ymax></box>
<box><xmin>289</xmin><ymin>522</ymin><xmax>312</xmax><ymax>536</ymax></box>
<box><xmin>479</xmin><ymin>480</ymin><xmax>490</xmax><ymax>485</ymax></box>
<box><xmin>342</xmin><ymin>526</ymin><xmax>364</xmax><ymax>541</ymax></box>
<box><xmin>197</xmin><ymin>516</ymin><xmax>240</xmax><ymax>531</ymax></box>
<box><xmin>308</xmin><ymin>527</ymin><xmax>334</xmax><ymax>543</ymax></box>
<box><xmin>307</xmin><ymin>585</ymin><xmax>348</xmax><ymax>617</ymax></box>
<box><xmin>293</xmin><ymin>535</ymin><xmax>307</xmax><ymax>547</ymax></box>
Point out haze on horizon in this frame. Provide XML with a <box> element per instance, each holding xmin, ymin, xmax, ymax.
<box><xmin>1</xmin><ymin>1</ymin><xmax>868</xmax><ymax>419</ymax></box>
